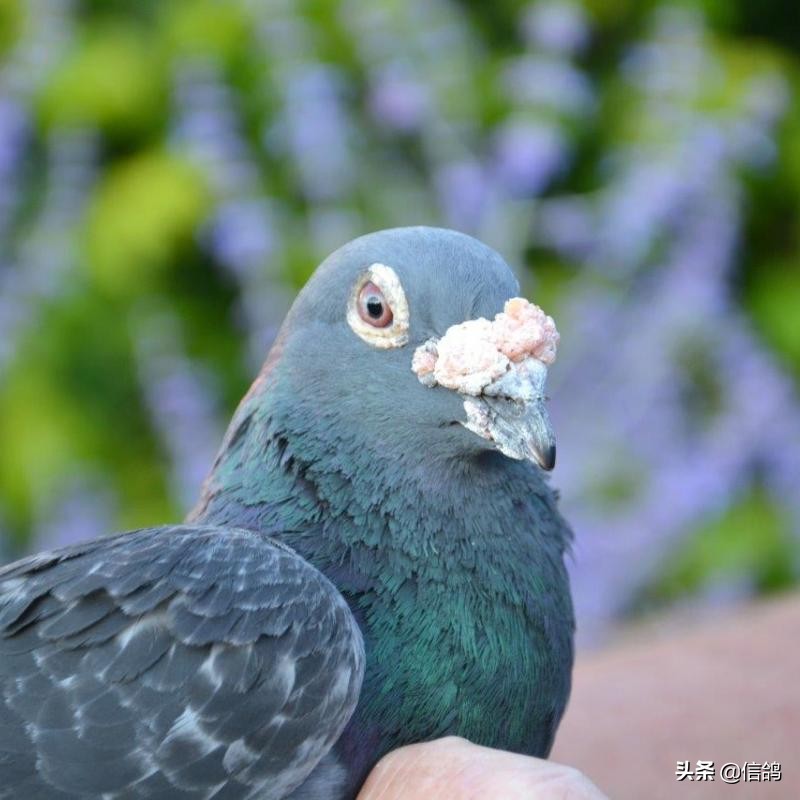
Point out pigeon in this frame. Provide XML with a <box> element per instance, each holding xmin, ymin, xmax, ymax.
<box><xmin>0</xmin><ymin>227</ymin><xmax>574</xmax><ymax>799</ymax></box>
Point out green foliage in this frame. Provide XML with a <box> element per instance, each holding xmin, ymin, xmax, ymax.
<box><xmin>0</xmin><ymin>0</ymin><xmax>22</xmax><ymax>57</ymax></box>
<box><xmin>740</xmin><ymin>78</ymin><xmax>800</xmax><ymax>378</ymax></box>
<box><xmin>84</xmin><ymin>151</ymin><xmax>210</xmax><ymax>295</ymax></box>
<box><xmin>37</xmin><ymin>25</ymin><xmax>166</xmax><ymax>140</ymax></box>
<box><xmin>160</xmin><ymin>1</ymin><xmax>253</xmax><ymax>66</ymax></box>
<box><xmin>636</xmin><ymin>491</ymin><xmax>799</xmax><ymax>610</ymax></box>
<box><xmin>0</xmin><ymin>359</ymin><xmax>94</xmax><ymax>542</ymax></box>
<box><xmin>0</xmin><ymin>290</ymin><xmax>174</xmax><ymax>544</ymax></box>
<box><xmin>747</xmin><ymin>265</ymin><xmax>800</xmax><ymax>375</ymax></box>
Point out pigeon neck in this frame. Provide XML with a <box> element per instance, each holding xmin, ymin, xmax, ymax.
<box><xmin>191</xmin><ymin>395</ymin><xmax>467</xmax><ymax>541</ymax></box>
<box><xmin>188</xmin><ymin>357</ymin><xmax>573</xmax><ymax>634</ymax></box>
<box><xmin>189</xmin><ymin>377</ymin><xmax>574</xmax><ymax>765</ymax></box>
<box><xmin>189</xmin><ymin>375</ymin><xmax>555</xmax><ymax>560</ymax></box>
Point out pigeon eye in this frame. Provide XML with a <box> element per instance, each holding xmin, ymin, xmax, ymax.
<box><xmin>357</xmin><ymin>282</ymin><xmax>393</xmax><ymax>328</ymax></box>
<box><xmin>347</xmin><ymin>263</ymin><xmax>410</xmax><ymax>349</ymax></box>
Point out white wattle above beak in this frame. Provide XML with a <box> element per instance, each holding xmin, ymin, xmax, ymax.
<box><xmin>411</xmin><ymin>297</ymin><xmax>560</xmax><ymax>471</ymax></box>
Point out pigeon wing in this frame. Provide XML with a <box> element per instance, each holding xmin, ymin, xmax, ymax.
<box><xmin>0</xmin><ymin>524</ymin><xmax>364</xmax><ymax>800</ymax></box>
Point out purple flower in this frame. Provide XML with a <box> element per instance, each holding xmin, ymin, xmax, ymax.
<box><xmin>502</xmin><ymin>55</ymin><xmax>594</xmax><ymax>116</ymax></box>
<box><xmin>34</xmin><ymin>477</ymin><xmax>117</xmax><ymax>553</ymax></box>
<box><xmin>0</xmin><ymin>99</ymin><xmax>28</xmax><ymax>178</ymax></box>
<box><xmin>209</xmin><ymin>199</ymin><xmax>277</xmax><ymax>278</ymax></box>
<box><xmin>535</xmin><ymin>196</ymin><xmax>595</xmax><ymax>259</ymax></box>
<box><xmin>434</xmin><ymin>160</ymin><xmax>490</xmax><ymax>232</ymax></box>
<box><xmin>492</xmin><ymin>119</ymin><xmax>567</xmax><ymax>196</ymax></box>
<box><xmin>132</xmin><ymin>310</ymin><xmax>224</xmax><ymax>511</ymax></box>
<box><xmin>522</xmin><ymin>1</ymin><xmax>590</xmax><ymax>56</ymax></box>
<box><xmin>369</xmin><ymin>68</ymin><xmax>431</xmax><ymax>132</ymax></box>
<box><xmin>171</xmin><ymin>59</ymin><xmax>259</xmax><ymax>195</ymax></box>
<box><xmin>622</xmin><ymin>8</ymin><xmax>708</xmax><ymax>98</ymax></box>
<box><xmin>278</xmin><ymin>65</ymin><xmax>354</xmax><ymax>201</ymax></box>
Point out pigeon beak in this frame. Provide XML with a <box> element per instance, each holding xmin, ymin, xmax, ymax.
<box><xmin>462</xmin><ymin>358</ymin><xmax>557</xmax><ymax>471</ymax></box>
<box><xmin>410</xmin><ymin>297</ymin><xmax>560</xmax><ymax>470</ymax></box>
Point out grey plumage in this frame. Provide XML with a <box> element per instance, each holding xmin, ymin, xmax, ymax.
<box><xmin>0</xmin><ymin>526</ymin><xmax>364</xmax><ymax>799</ymax></box>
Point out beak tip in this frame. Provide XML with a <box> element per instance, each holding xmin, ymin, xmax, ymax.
<box><xmin>537</xmin><ymin>443</ymin><xmax>556</xmax><ymax>471</ymax></box>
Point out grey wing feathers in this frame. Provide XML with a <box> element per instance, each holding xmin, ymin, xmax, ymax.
<box><xmin>0</xmin><ymin>525</ymin><xmax>365</xmax><ymax>800</ymax></box>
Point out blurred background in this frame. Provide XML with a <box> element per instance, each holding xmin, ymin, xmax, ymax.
<box><xmin>1</xmin><ymin>0</ymin><xmax>798</xmax><ymax>647</ymax></box>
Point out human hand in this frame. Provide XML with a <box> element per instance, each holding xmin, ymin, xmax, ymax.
<box><xmin>357</xmin><ymin>736</ymin><xmax>607</xmax><ymax>799</ymax></box>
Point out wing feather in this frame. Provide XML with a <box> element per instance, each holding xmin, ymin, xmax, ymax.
<box><xmin>0</xmin><ymin>525</ymin><xmax>364</xmax><ymax>799</ymax></box>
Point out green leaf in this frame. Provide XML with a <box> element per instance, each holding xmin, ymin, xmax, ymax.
<box><xmin>635</xmin><ymin>490</ymin><xmax>799</xmax><ymax>612</ymax></box>
<box><xmin>160</xmin><ymin>0</ymin><xmax>251</xmax><ymax>64</ymax></box>
<box><xmin>37</xmin><ymin>25</ymin><xmax>166</xmax><ymax>139</ymax></box>
<box><xmin>84</xmin><ymin>151</ymin><xmax>210</xmax><ymax>295</ymax></box>
<box><xmin>747</xmin><ymin>262</ymin><xmax>800</xmax><ymax>374</ymax></box>
<box><xmin>0</xmin><ymin>0</ymin><xmax>22</xmax><ymax>57</ymax></box>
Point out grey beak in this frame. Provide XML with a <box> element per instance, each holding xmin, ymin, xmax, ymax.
<box><xmin>481</xmin><ymin>394</ymin><xmax>556</xmax><ymax>470</ymax></box>
<box><xmin>463</xmin><ymin>357</ymin><xmax>557</xmax><ymax>470</ymax></box>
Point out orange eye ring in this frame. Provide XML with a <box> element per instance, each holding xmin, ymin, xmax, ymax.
<box><xmin>357</xmin><ymin>281</ymin><xmax>394</xmax><ymax>328</ymax></box>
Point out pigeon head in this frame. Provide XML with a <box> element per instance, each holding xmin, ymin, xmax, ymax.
<box><xmin>265</xmin><ymin>226</ymin><xmax>558</xmax><ymax>472</ymax></box>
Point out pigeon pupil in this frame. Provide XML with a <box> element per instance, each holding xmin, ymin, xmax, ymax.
<box><xmin>357</xmin><ymin>281</ymin><xmax>393</xmax><ymax>328</ymax></box>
